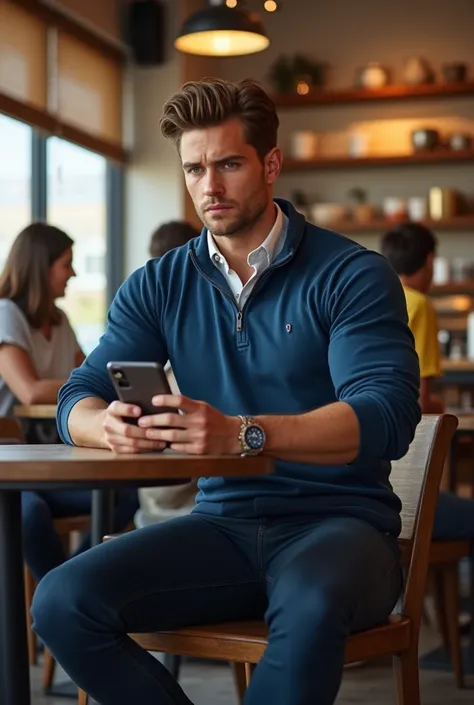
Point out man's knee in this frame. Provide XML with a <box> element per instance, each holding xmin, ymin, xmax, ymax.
<box><xmin>32</xmin><ymin>556</ymin><xmax>98</xmax><ymax>648</ymax></box>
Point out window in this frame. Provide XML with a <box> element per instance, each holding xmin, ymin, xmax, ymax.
<box><xmin>0</xmin><ymin>115</ymin><xmax>32</xmax><ymax>270</ymax></box>
<box><xmin>47</xmin><ymin>138</ymin><xmax>107</xmax><ymax>354</ymax></box>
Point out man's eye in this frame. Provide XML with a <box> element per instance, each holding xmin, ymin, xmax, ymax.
<box><xmin>224</xmin><ymin>162</ymin><xmax>239</xmax><ymax>169</ymax></box>
<box><xmin>188</xmin><ymin>167</ymin><xmax>202</xmax><ymax>175</ymax></box>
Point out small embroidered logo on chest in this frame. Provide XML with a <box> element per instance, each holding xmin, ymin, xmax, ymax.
<box><xmin>285</xmin><ymin>323</ymin><xmax>293</xmax><ymax>333</ymax></box>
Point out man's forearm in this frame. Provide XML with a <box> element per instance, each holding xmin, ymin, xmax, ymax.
<box><xmin>256</xmin><ymin>401</ymin><xmax>360</xmax><ymax>464</ymax></box>
<box><xmin>67</xmin><ymin>397</ymin><xmax>109</xmax><ymax>448</ymax></box>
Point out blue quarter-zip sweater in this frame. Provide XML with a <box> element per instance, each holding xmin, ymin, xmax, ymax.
<box><xmin>57</xmin><ymin>199</ymin><xmax>421</xmax><ymax>536</ymax></box>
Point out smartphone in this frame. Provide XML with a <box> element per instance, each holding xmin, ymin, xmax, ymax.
<box><xmin>107</xmin><ymin>361</ymin><xmax>177</xmax><ymax>423</ymax></box>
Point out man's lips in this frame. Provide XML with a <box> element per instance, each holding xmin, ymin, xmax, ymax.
<box><xmin>206</xmin><ymin>204</ymin><xmax>233</xmax><ymax>213</ymax></box>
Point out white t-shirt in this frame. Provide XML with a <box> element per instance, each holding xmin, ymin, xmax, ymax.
<box><xmin>0</xmin><ymin>299</ymin><xmax>80</xmax><ymax>416</ymax></box>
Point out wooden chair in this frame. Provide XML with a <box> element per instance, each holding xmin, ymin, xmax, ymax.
<box><xmin>428</xmin><ymin>539</ymin><xmax>470</xmax><ymax>688</ymax></box>
<box><xmin>78</xmin><ymin>415</ymin><xmax>458</xmax><ymax>705</ymax></box>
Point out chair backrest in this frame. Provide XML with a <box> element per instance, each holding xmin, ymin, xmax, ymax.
<box><xmin>391</xmin><ymin>414</ymin><xmax>458</xmax><ymax>628</ymax></box>
<box><xmin>0</xmin><ymin>417</ymin><xmax>25</xmax><ymax>444</ymax></box>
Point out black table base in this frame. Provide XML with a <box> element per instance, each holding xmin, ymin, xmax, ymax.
<box><xmin>0</xmin><ymin>490</ymin><xmax>31</xmax><ymax>705</ymax></box>
<box><xmin>0</xmin><ymin>486</ymin><xmax>117</xmax><ymax>705</ymax></box>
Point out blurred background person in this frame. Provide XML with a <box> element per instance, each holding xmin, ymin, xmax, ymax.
<box><xmin>381</xmin><ymin>222</ymin><xmax>474</xmax><ymax>636</ymax></box>
<box><xmin>0</xmin><ymin>222</ymin><xmax>83</xmax><ymax>425</ymax></box>
<box><xmin>148</xmin><ymin>220</ymin><xmax>200</xmax><ymax>259</ymax></box>
<box><xmin>135</xmin><ymin>220</ymin><xmax>200</xmax><ymax>531</ymax></box>
<box><xmin>0</xmin><ymin>222</ymin><xmax>138</xmax><ymax>581</ymax></box>
<box><xmin>381</xmin><ymin>221</ymin><xmax>443</xmax><ymax>413</ymax></box>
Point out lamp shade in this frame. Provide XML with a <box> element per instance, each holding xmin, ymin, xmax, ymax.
<box><xmin>175</xmin><ymin>5</ymin><xmax>269</xmax><ymax>57</ymax></box>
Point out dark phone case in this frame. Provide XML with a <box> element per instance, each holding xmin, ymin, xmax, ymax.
<box><xmin>107</xmin><ymin>362</ymin><xmax>176</xmax><ymax>424</ymax></box>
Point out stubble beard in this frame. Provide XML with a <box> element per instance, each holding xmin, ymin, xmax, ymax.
<box><xmin>198</xmin><ymin>193</ymin><xmax>269</xmax><ymax>238</ymax></box>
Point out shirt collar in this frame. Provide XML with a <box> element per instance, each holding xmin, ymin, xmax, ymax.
<box><xmin>207</xmin><ymin>202</ymin><xmax>285</xmax><ymax>273</ymax></box>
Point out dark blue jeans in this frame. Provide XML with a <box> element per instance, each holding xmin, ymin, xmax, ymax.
<box><xmin>32</xmin><ymin>513</ymin><xmax>401</xmax><ymax>705</ymax></box>
<box><xmin>22</xmin><ymin>489</ymin><xmax>139</xmax><ymax>581</ymax></box>
<box><xmin>433</xmin><ymin>491</ymin><xmax>474</xmax><ymax>651</ymax></box>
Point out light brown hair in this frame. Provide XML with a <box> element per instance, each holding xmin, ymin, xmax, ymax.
<box><xmin>160</xmin><ymin>78</ymin><xmax>279</xmax><ymax>161</ymax></box>
<box><xmin>0</xmin><ymin>222</ymin><xmax>73</xmax><ymax>328</ymax></box>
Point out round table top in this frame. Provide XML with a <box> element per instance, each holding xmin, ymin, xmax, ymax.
<box><xmin>13</xmin><ymin>404</ymin><xmax>57</xmax><ymax>419</ymax></box>
<box><xmin>0</xmin><ymin>444</ymin><xmax>273</xmax><ymax>490</ymax></box>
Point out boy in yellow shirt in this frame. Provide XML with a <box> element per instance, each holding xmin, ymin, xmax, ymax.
<box><xmin>381</xmin><ymin>222</ymin><xmax>443</xmax><ymax>413</ymax></box>
<box><xmin>382</xmin><ymin>222</ymin><xmax>474</xmax><ymax>653</ymax></box>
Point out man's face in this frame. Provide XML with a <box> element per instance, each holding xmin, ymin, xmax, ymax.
<box><xmin>180</xmin><ymin>118</ymin><xmax>281</xmax><ymax>237</ymax></box>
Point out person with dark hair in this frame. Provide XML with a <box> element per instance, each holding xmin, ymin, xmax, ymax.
<box><xmin>137</xmin><ymin>220</ymin><xmax>201</xmax><ymax>530</ymax></box>
<box><xmin>382</xmin><ymin>220</ymin><xmax>474</xmax><ymax>643</ymax></box>
<box><xmin>149</xmin><ymin>220</ymin><xmax>200</xmax><ymax>259</ymax></box>
<box><xmin>0</xmin><ymin>222</ymin><xmax>138</xmax><ymax>582</ymax></box>
<box><xmin>381</xmin><ymin>222</ymin><xmax>441</xmax><ymax>413</ymax></box>
<box><xmin>33</xmin><ymin>79</ymin><xmax>420</xmax><ymax>705</ymax></box>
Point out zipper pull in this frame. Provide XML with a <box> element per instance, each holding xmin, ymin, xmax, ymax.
<box><xmin>236</xmin><ymin>311</ymin><xmax>243</xmax><ymax>332</ymax></box>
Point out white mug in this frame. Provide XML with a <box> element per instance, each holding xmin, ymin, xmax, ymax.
<box><xmin>407</xmin><ymin>197</ymin><xmax>427</xmax><ymax>222</ymax></box>
<box><xmin>432</xmin><ymin>257</ymin><xmax>449</xmax><ymax>285</ymax></box>
<box><xmin>290</xmin><ymin>131</ymin><xmax>318</xmax><ymax>160</ymax></box>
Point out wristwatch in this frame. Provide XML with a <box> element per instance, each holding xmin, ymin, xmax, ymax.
<box><xmin>238</xmin><ymin>416</ymin><xmax>266</xmax><ymax>456</ymax></box>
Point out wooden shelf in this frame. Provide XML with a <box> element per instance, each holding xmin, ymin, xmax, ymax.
<box><xmin>273</xmin><ymin>81</ymin><xmax>474</xmax><ymax>108</ymax></box>
<box><xmin>332</xmin><ymin>216</ymin><xmax>474</xmax><ymax>234</ymax></box>
<box><xmin>442</xmin><ymin>358</ymin><xmax>474</xmax><ymax>373</ymax></box>
<box><xmin>283</xmin><ymin>149</ymin><xmax>474</xmax><ymax>172</ymax></box>
<box><xmin>431</xmin><ymin>281</ymin><xmax>474</xmax><ymax>295</ymax></box>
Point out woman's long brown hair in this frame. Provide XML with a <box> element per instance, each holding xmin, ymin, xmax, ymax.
<box><xmin>0</xmin><ymin>222</ymin><xmax>74</xmax><ymax>328</ymax></box>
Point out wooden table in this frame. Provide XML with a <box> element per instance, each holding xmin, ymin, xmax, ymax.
<box><xmin>13</xmin><ymin>404</ymin><xmax>57</xmax><ymax>419</ymax></box>
<box><xmin>0</xmin><ymin>445</ymin><xmax>272</xmax><ymax>705</ymax></box>
<box><xmin>448</xmin><ymin>413</ymin><xmax>474</xmax><ymax>493</ymax></box>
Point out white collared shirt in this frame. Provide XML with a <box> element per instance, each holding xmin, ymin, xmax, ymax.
<box><xmin>207</xmin><ymin>202</ymin><xmax>288</xmax><ymax>309</ymax></box>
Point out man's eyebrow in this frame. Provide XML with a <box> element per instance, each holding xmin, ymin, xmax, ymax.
<box><xmin>182</xmin><ymin>154</ymin><xmax>246</xmax><ymax>170</ymax></box>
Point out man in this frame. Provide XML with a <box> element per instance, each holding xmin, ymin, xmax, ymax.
<box><xmin>32</xmin><ymin>79</ymin><xmax>420</xmax><ymax>705</ymax></box>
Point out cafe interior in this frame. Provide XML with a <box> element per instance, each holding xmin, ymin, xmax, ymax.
<box><xmin>1</xmin><ymin>0</ymin><xmax>474</xmax><ymax>703</ymax></box>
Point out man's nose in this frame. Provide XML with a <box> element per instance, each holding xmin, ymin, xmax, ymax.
<box><xmin>202</xmin><ymin>169</ymin><xmax>224</xmax><ymax>197</ymax></box>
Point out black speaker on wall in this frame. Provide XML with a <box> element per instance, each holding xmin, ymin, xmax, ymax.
<box><xmin>125</xmin><ymin>0</ymin><xmax>167</xmax><ymax>66</ymax></box>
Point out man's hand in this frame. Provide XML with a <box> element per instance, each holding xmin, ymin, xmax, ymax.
<box><xmin>137</xmin><ymin>395</ymin><xmax>241</xmax><ymax>455</ymax></box>
<box><xmin>102</xmin><ymin>401</ymin><xmax>167</xmax><ymax>454</ymax></box>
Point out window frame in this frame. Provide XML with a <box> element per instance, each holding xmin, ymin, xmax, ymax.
<box><xmin>1</xmin><ymin>119</ymin><xmax>123</xmax><ymax>311</ymax></box>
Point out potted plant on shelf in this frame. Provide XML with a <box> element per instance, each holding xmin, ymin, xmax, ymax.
<box><xmin>268</xmin><ymin>55</ymin><xmax>294</xmax><ymax>94</ymax></box>
<box><xmin>268</xmin><ymin>54</ymin><xmax>327</xmax><ymax>95</ymax></box>
<box><xmin>347</xmin><ymin>188</ymin><xmax>376</xmax><ymax>224</ymax></box>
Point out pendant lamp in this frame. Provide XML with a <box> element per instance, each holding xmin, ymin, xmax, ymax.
<box><xmin>175</xmin><ymin>0</ymin><xmax>269</xmax><ymax>57</ymax></box>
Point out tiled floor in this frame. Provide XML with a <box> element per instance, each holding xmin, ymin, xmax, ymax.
<box><xmin>30</xmin><ymin>626</ymin><xmax>474</xmax><ymax>705</ymax></box>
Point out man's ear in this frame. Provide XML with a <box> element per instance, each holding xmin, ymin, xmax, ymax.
<box><xmin>264</xmin><ymin>147</ymin><xmax>283</xmax><ymax>185</ymax></box>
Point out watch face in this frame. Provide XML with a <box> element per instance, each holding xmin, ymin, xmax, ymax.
<box><xmin>245</xmin><ymin>425</ymin><xmax>265</xmax><ymax>450</ymax></box>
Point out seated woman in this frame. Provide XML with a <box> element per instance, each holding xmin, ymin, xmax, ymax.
<box><xmin>0</xmin><ymin>222</ymin><xmax>138</xmax><ymax>581</ymax></box>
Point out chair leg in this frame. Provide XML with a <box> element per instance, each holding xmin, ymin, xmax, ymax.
<box><xmin>78</xmin><ymin>689</ymin><xmax>89</xmax><ymax>705</ymax></box>
<box><xmin>442</xmin><ymin>562</ymin><xmax>465</xmax><ymax>688</ymax></box>
<box><xmin>230</xmin><ymin>662</ymin><xmax>247</xmax><ymax>704</ymax></box>
<box><xmin>393</xmin><ymin>648</ymin><xmax>420</xmax><ymax>705</ymax></box>
<box><xmin>431</xmin><ymin>568</ymin><xmax>449</xmax><ymax>651</ymax></box>
<box><xmin>42</xmin><ymin>648</ymin><xmax>56</xmax><ymax>692</ymax></box>
<box><xmin>163</xmin><ymin>653</ymin><xmax>182</xmax><ymax>680</ymax></box>
<box><xmin>24</xmin><ymin>565</ymin><xmax>37</xmax><ymax>666</ymax></box>
<box><xmin>244</xmin><ymin>662</ymin><xmax>255</xmax><ymax>686</ymax></box>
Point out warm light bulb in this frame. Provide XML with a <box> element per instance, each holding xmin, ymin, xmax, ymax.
<box><xmin>264</xmin><ymin>0</ymin><xmax>278</xmax><ymax>11</ymax></box>
<box><xmin>226</xmin><ymin>0</ymin><xmax>238</xmax><ymax>7</ymax></box>
<box><xmin>296</xmin><ymin>80</ymin><xmax>310</xmax><ymax>95</ymax></box>
<box><xmin>211</xmin><ymin>33</ymin><xmax>232</xmax><ymax>52</ymax></box>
